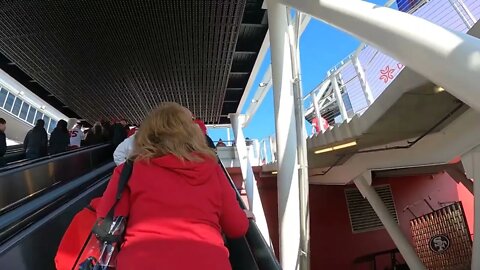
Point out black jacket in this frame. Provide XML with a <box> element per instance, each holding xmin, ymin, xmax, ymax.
<box><xmin>85</xmin><ymin>129</ymin><xmax>104</xmax><ymax>146</ymax></box>
<box><xmin>49</xmin><ymin>127</ymin><xmax>70</xmax><ymax>154</ymax></box>
<box><xmin>24</xmin><ymin>126</ymin><xmax>48</xmax><ymax>158</ymax></box>
<box><xmin>0</xmin><ymin>131</ymin><xmax>6</xmax><ymax>157</ymax></box>
<box><xmin>112</xmin><ymin>124</ymin><xmax>127</xmax><ymax>146</ymax></box>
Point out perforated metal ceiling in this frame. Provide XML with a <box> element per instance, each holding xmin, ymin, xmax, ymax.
<box><xmin>0</xmin><ymin>0</ymin><xmax>267</xmax><ymax>124</ymax></box>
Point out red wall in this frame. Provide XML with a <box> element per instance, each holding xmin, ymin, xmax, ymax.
<box><xmin>229</xmin><ymin>169</ymin><xmax>474</xmax><ymax>270</ymax></box>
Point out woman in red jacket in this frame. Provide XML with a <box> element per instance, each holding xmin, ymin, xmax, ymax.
<box><xmin>97</xmin><ymin>102</ymin><xmax>249</xmax><ymax>270</ymax></box>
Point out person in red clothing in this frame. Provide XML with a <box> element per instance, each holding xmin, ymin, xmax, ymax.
<box><xmin>312</xmin><ymin>115</ymin><xmax>329</xmax><ymax>134</ymax></box>
<box><xmin>126</xmin><ymin>124</ymin><xmax>138</xmax><ymax>137</ymax></box>
<box><xmin>97</xmin><ymin>102</ymin><xmax>249</xmax><ymax>270</ymax></box>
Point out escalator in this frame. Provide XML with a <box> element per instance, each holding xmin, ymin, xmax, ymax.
<box><xmin>0</xmin><ymin>157</ymin><xmax>281</xmax><ymax>269</ymax></box>
<box><xmin>0</xmin><ymin>144</ymin><xmax>111</xmax><ymax>174</ymax></box>
<box><xmin>0</xmin><ymin>144</ymin><xmax>113</xmax><ymax>214</ymax></box>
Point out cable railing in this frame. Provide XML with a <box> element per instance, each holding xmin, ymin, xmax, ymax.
<box><xmin>303</xmin><ymin>0</ymin><xmax>479</xmax><ymax>135</ymax></box>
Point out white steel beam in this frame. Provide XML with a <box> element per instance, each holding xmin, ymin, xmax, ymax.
<box><xmin>230</xmin><ymin>113</ymin><xmax>272</xmax><ymax>246</ymax></box>
<box><xmin>241</xmin><ymin>14</ymin><xmax>311</xmax><ymax>126</ymax></box>
<box><xmin>354</xmin><ymin>172</ymin><xmax>426</xmax><ymax>270</ymax></box>
<box><xmin>266</xmin><ymin>0</ymin><xmax>302</xmax><ymax>268</ymax></box>
<box><xmin>281</xmin><ymin>0</ymin><xmax>480</xmax><ymax>114</ymax></box>
<box><xmin>287</xmin><ymin>8</ymin><xmax>310</xmax><ymax>270</ymax></box>
<box><xmin>236</xmin><ymin>33</ymin><xmax>270</xmax><ymax>114</ymax></box>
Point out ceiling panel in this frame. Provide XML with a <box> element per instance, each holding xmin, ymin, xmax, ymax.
<box><xmin>0</xmin><ymin>0</ymin><xmax>267</xmax><ymax>124</ymax></box>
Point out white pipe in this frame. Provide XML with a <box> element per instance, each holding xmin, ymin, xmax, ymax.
<box><xmin>448</xmin><ymin>0</ymin><xmax>474</xmax><ymax>28</ymax></box>
<box><xmin>229</xmin><ymin>113</ymin><xmax>272</xmax><ymax>248</ymax></box>
<box><xmin>281</xmin><ymin>0</ymin><xmax>480</xmax><ymax>114</ymax></box>
<box><xmin>244</xmin><ymin>15</ymin><xmax>311</xmax><ymax>126</ymax></box>
<box><xmin>331</xmin><ymin>74</ymin><xmax>349</xmax><ymax>122</ymax></box>
<box><xmin>236</xmin><ymin>33</ymin><xmax>270</xmax><ymax>114</ymax></box>
<box><xmin>288</xmin><ymin>9</ymin><xmax>310</xmax><ymax>270</ymax></box>
<box><xmin>266</xmin><ymin>0</ymin><xmax>301</xmax><ymax>268</ymax></box>
<box><xmin>354</xmin><ymin>174</ymin><xmax>426</xmax><ymax>270</ymax></box>
<box><xmin>352</xmin><ymin>56</ymin><xmax>374</xmax><ymax>105</ymax></box>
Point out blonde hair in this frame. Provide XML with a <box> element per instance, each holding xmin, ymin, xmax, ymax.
<box><xmin>133</xmin><ymin>102</ymin><xmax>216</xmax><ymax>162</ymax></box>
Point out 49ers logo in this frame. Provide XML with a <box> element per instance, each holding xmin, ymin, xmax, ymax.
<box><xmin>69</xmin><ymin>130</ymin><xmax>79</xmax><ymax>138</ymax></box>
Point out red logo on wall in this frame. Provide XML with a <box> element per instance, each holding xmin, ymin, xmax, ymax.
<box><xmin>379</xmin><ymin>66</ymin><xmax>395</xmax><ymax>83</ymax></box>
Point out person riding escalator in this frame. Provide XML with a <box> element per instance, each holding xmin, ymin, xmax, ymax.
<box><xmin>0</xmin><ymin>118</ymin><xmax>7</xmax><ymax>166</ymax></box>
<box><xmin>84</xmin><ymin>122</ymin><xmax>105</xmax><ymax>146</ymax></box>
<box><xmin>97</xmin><ymin>103</ymin><xmax>249</xmax><ymax>270</ymax></box>
<box><xmin>49</xmin><ymin>120</ymin><xmax>70</xmax><ymax>155</ymax></box>
<box><xmin>24</xmin><ymin>119</ymin><xmax>48</xmax><ymax>159</ymax></box>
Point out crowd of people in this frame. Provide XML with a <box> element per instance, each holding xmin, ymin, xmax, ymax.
<box><xmin>0</xmin><ymin>117</ymin><xmax>141</xmax><ymax>165</ymax></box>
<box><xmin>22</xmin><ymin>118</ymin><xmax>137</xmax><ymax>160</ymax></box>
<box><xmin>0</xmin><ymin>113</ymin><xmax>222</xmax><ymax>168</ymax></box>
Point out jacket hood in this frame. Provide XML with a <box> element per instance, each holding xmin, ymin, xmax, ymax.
<box><xmin>147</xmin><ymin>154</ymin><xmax>218</xmax><ymax>185</ymax></box>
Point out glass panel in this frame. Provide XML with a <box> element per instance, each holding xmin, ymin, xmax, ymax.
<box><xmin>20</xmin><ymin>103</ymin><xmax>30</xmax><ymax>120</ymax></box>
<box><xmin>35</xmin><ymin>112</ymin><xmax>44</xmax><ymax>121</ymax></box>
<box><xmin>0</xmin><ymin>88</ymin><xmax>8</xmax><ymax>107</ymax></box>
<box><xmin>48</xmin><ymin>119</ymin><xmax>57</xmax><ymax>133</ymax></box>
<box><xmin>4</xmin><ymin>93</ymin><xmax>15</xmax><ymax>111</ymax></box>
<box><xmin>43</xmin><ymin>115</ymin><xmax>51</xmax><ymax>131</ymax></box>
<box><xmin>11</xmin><ymin>98</ymin><xmax>22</xmax><ymax>116</ymax></box>
<box><xmin>27</xmin><ymin>108</ymin><xmax>36</xmax><ymax>124</ymax></box>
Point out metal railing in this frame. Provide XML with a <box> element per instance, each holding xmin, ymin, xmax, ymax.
<box><xmin>303</xmin><ymin>0</ymin><xmax>479</xmax><ymax>135</ymax></box>
<box><xmin>258</xmin><ymin>135</ymin><xmax>277</xmax><ymax>165</ymax></box>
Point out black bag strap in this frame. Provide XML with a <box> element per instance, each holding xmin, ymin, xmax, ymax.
<box><xmin>92</xmin><ymin>159</ymin><xmax>133</xmax><ymax>241</ymax></box>
<box><xmin>106</xmin><ymin>159</ymin><xmax>134</xmax><ymax>220</ymax></box>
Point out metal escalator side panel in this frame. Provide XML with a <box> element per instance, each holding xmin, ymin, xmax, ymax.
<box><xmin>0</xmin><ymin>144</ymin><xmax>113</xmax><ymax>214</ymax></box>
<box><xmin>218</xmin><ymin>161</ymin><xmax>281</xmax><ymax>270</ymax></box>
<box><xmin>0</xmin><ymin>175</ymin><xmax>110</xmax><ymax>270</ymax></box>
<box><xmin>0</xmin><ymin>163</ymin><xmax>115</xmax><ymax>244</ymax></box>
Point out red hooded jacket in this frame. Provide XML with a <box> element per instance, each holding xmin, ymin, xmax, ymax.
<box><xmin>97</xmin><ymin>154</ymin><xmax>248</xmax><ymax>270</ymax></box>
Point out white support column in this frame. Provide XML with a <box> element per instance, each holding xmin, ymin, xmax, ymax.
<box><xmin>331</xmin><ymin>74</ymin><xmax>349</xmax><ymax>122</ymax></box>
<box><xmin>281</xmin><ymin>0</ymin><xmax>480</xmax><ymax>114</ymax></box>
<box><xmin>288</xmin><ymin>9</ymin><xmax>310</xmax><ymax>270</ymax></box>
<box><xmin>266</xmin><ymin>0</ymin><xmax>301</xmax><ymax>268</ymax></box>
<box><xmin>227</xmin><ymin>127</ymin><xmax>231</xmax><ymax>146</ymax></box>
<box><xmin>461</xmin><ymin>145</ymin><xmax>480</xmax><ymax>270</ymax></box>
<box><xmin>354</xmin><ymin>172</ymin><xmax>426</xmax><ymax>270</ymax></box>
<box><xmin>229</xmin><ymin>113</ymin><xmax>272</xmax><ymax>248</ymax></box>
<box><xmin>352</xmin><ymin>56</ymin><xmax>374</xmax><ymax>106</ymax></box>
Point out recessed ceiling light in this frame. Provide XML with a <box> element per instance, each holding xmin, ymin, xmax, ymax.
<box><xmin>434</xmin><ymin>86</ymin><xmax>445</xmax><ymax>93</ymax></box>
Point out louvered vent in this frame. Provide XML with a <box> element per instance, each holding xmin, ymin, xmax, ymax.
<box><xmin>345</xmin><ymin>185</ymin><xmax>398</xmax><ymax>233</ymax></box>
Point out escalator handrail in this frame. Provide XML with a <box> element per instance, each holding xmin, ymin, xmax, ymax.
<box><xmin>0</xmin><ymin>143</ymin><xmax>109</xmax><ymax>174</ymax></box>
<box><xmin>0</xmin><ymin>162</ymin><xmax>115</xmax><ymax>244</ymax></box>
<box><xmin>218</xmin><ymin>161</ymin><xmax>282</xmax><ymax>270</ymax></box>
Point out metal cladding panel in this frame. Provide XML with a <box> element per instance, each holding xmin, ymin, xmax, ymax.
<box><xmin>0</xmin><ymin>0</ymin><xmax>267</xmax><ymax>125</ymax></box>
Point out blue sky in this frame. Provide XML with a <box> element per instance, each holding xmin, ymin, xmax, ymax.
<box><xmin>209</xmin><ymin>0</ymin><xmax>387</xmax><ymax>143</ymax></box>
